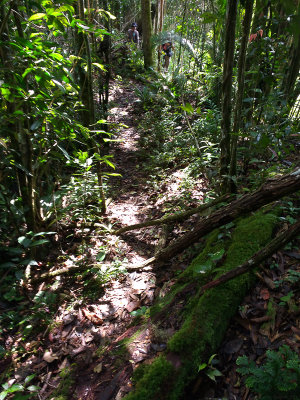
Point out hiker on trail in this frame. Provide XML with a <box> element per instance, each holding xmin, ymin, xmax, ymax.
<box><xmin>162</xmin><ymin>41</ymin><xmax>174</xmax><ymax>70</ymax></box>
<box><xmin>128</xmin><ymin>22</ymin><xmax>139</xmax><ymax>46</ymax></box>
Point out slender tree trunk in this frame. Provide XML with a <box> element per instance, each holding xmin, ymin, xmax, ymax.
<box><xmin>219</xmin><ymin>0</ymin><xmax>238</xmax><ymax>193</ymax></box>
<box><xmin>141</xmin><ymin>0</ymin><xmax>153</xmax><ymax>68</ymax></box>
<box><xmin>8</xmin><ymin>2</ymin><xmax>39</xmax><ymax>231</ymax></box>
<box><xmin>229</xmin><ymin>0</ymin><xmax>254</xmax><ymax>193</ymax></box>
<box><xmin>281</xmin><ymin>27</ymin><xmax>300</xmax><ymax>106</ymax></box>
<box><xmin>98</xmin><ymin>0</ymin><xmax>111</xmax><ymax>120</ymax></box>
<box><xmin>177</xmin><ymin>0</ymin><xmax>188</xmax><ymax>66</ymax></box>
<box><xmin>156</xmin><ymin>0</ymin><xmax>164</xmax><ymax>71</ymax></box>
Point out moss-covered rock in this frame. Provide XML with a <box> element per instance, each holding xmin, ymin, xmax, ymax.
<box><xmin>124</xmin><ymin>211</ymin><xmax>278</xmax><ymax>400</ymax></box>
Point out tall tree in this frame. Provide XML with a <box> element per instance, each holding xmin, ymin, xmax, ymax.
<box><xmin>219</xmin><ymin>0</ymin><xmax>238</xmax><ymax>193</ymax></box>
<box><xmin>141</xmin><ymin>0</ymin><xmax>154</xmax><ymax>68</ymax></box>
<box><xmin>229</xmin><ymin>0</ymin><xmax>254</xmax><ymax>193</ymax></box>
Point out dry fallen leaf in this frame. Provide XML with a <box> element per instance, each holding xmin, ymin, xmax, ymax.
<box><xmin>43</xmin><ymin>350</ymin><xmax>59</xmax><ymax>363</ymax></box>
<box><xmin>82</xmin><ymin>308</ymin><xmax>103</xmax><ymax>325</ymax></box>
<box><xmin>93</xmin><ymin>363</ymin><xmax>103</xmax><ymax>373</ymax></box>
<box><xmin>260</xmin><ymin>288</ymin><xmax>270</xmax><ymax>300</ymax></box>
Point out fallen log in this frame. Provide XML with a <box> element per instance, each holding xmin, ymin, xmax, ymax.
<box><xmin>199</xmin><ymin>218</ymin><xmax>300</xmax><ymax>295</ymax></box>
<box><xmin>113</xmin><ymin>195</ymin><xmax>230</xmax><ymax>235</ymax></box>
<box><xmin>151</xmin><ymin>168</ymin><xmax>300</xmax><ymax>263</ymax></box>
<box><xmin>123</xmin><ymin>211</ymin><xmax>278</xmax><ymax>400</ymax></box>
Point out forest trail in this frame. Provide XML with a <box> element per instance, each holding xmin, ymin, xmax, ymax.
<box><xmin>107</xmin><ymin>78</ymin><xmax>156</xmax><ymax>264</ymax></box>
<box><xmin>3</xmin><ymin>78</ymin><xmax>299</xmax><ymax>400</ymax></box>
<box><xmin>74</xmin><ymin>78</ymin><xmax>181</xmax><ymax>400</ymax></box>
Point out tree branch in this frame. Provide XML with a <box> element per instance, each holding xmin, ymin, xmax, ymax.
<box><xmin>113</xmin><ymin>195</ymin><xmax>230</xmax><ymax>235</ymax></box>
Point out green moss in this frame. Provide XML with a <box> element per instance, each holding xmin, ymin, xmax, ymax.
<box><xmin>51</xmin><ymin>366</ymin><xmax>75</xmax><ymax>400</ymax></box>
<box><xmin>126</xmin><ymin>210</ymin><xmax>278</xmax><ymax>400</ymax></box>
<box><xmin>168</xmin><ymin>212</ymin><xmax>277</xmax><ymax>357</ymax></box>
<box><xmin>124</xmin><ymin>356</ymin><xmax>175</xmax><ymax>400</ymax></box>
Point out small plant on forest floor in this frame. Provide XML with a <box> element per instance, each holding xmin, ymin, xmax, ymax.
<box><xmin>63</xmin><ymin>152</ymin><xmax>104</xmax><ymax>222</ymax></box>
<box><xmin>236</xmin><ymin>345</ymin><xmax>300</xmax><ymax>400</ymax></box>
<box><xmin>275</xmin><ymin>270</ymin><xmax>300</xmax><ymax>287</ymax></box>
<box><xmin>0</xmin><ymin>373</ymin><xmax>39</xmax><ymax>400</ymax></box>
<box><xmin>198</xmin><ymin>354</ymin><xmax>222</xmax><ymax>382</ymax></box>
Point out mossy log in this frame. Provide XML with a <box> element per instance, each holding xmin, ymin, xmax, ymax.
<box><xmin>151</xmin><ymin>168</ymin><xmax>300</xmax><ymax>264</ymax></box>
<box><xmin>122</xmin><ymin>211</ymin><xmax>278</xmax><ymax>399</ymax></box>
<box><xmin>199</xmin><ymin>218</ymin><xmax>300</xmax><ymax>295</ymax></box>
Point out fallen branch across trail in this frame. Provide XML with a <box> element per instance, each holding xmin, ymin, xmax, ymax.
<box><xmin>155</xmin><ymin>168</ymin><xmax>300</xmax><ymax>262</ymax></box>
<box><xmin>130</xmin><ymin>168</ymin><xmax>300</xmax><ymax>269</ymax></box>
<box><xmin>113</xmin><ymin>195</ymin><xmax>230</xmax><ymax>235</ymax></box>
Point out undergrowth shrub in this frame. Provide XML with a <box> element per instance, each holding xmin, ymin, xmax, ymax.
<box><xmin>236</xmin><ymin>345</ymin><xmax>300</xmax><ymax>400</ymax></box>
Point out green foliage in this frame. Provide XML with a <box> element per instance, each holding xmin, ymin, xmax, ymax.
<box><xmin>63</xmin><ymin>152</ymin><xmax>104</xmax><ymax>222</ymax></box>
<box><xmin>198</xmin><ymin>354</ymin><xmax>222</xmax><ymax>382</ymax></box>
<box><xmin>236</xmin><ymin>345</ymin><xmax>300</xmax><ymax>400</ymax></box>
<box><xmin>0</xmin><ymin>374</ymin><xmax>39</xmax><ymax>400</ymax></box>
<box><xmin>50</xmin><ymin>367</ymin><xmax>75</xmax><ymax>400</ymax></box>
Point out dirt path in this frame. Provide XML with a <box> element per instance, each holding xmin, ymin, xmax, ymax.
<box><xmin>73</xmin><ymin>79</ymin><xmax>167</xmax><ymax>400</ymax></box>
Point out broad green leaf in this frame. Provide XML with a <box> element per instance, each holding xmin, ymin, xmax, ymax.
<box><xmin>208</xmin><ymin>354</ymin><xmax>217</xmax><ymax>364</ymax></box>
<box><xmin>198</xmin><ymin>363</ymin><xmax>207</xmax><ymax>371</ymax></box>
<box><xmin>101</xmin><ymin>9</ymin><xmax>116</xmax><ymax>20</ymax></box>
<box><xmin>51</xmin><ymin>80</ymin><xmax>66</xmax><ymax>93</ymax></box>
<box><xmin>210</xmin><ymin>249</ymin><xmax>225</xmax><ymax>262</ymax></box>
<box><xmin>0</xmin><ymin>391</ymin><xmax>7</xmax><ymax>400</ymax></box>
<box><xmin>30</xmin><ymin>239</ymin><xmax>50</xmax><ymax>247</ymax></box>
<box><xmin>96</xmin><ymin>251</ymin><xmax>106</xmax><ymax>262</ymax></box>
<box><xmin>92</xmin><ymin>63</ymin><xmax>106</xmax><ymax>71</ymax></box>
<box><xmin>57</xmin><ymin>144</ymin><xmax>70</xmax><ymax>160</ymax></box>
<box><xmin>102</xmin><ymin>158</ymin><xmax>115</xmax><ymax>169</ymax></box>
<box><xmin>30</xmin><ymin>119</ymin><xmax>43</xmax><ymax>131</ymax></box>
<box><xmin>25</xmin><ymin>375</ymin><xmax>35</xmax><ymax>385</ymax></box>
<box><xmin>6</xmin><ymin>384</ymin><xmax>24</xmax><ymax>393</ymax></box>
<box><xmin>22</xmin><ymin>68</ymin><xmax>34</xmax><ymax>78</ymax></box>
<box><xmin>27</xmin><ymin>385</ymin><xmax>39</xmax><ymax>392</ymax></box>
<box><xmin>18</xmin><ymin>236</ymin><xmax>32</xmax><ymax>248</ymax></box>
<box><xmin>194</xmin><ymin>261</ymin><xmax>213</xmax><ymax>274</ymax></box>
<box><xmin>181</xmin><ymin>102</ymin><xmax>194</xmax><ymax>114</ymax></box>
<box><xmin>29</xmin><ymin>13</ymin><xmax>46</xmax><ymax>21</ymax></box>
<box><xmin>50</xmin><ymin>52</ymin><xmax>64</xmax><ymax>61</ymax></box>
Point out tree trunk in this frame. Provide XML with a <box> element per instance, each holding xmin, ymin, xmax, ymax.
<box><xmin>177</xmin><ymin>0</ymin><xmax>188</xmax><ymax>67</ymax></box>
<box><xmin>229</xmin><ymin>0</ymin><xmax>254</xmax><ymax>193</ymax></box>
<box><xmin>156</xmin><ymin>0</ymin><xmax>164</xmax><ymax>71</ymax></box>
<box><xmin>155</xmin><ymin>168</ymin><xmax>300</xmax><ymax>263</ymax></box>
<box><xmin>281</xmin><ymin>26</ymin><xmax>300</xmax><ymax>106</ymax></box>
<box><xmin>219</xmin><ymin>0</ymin><xmax>238</xmax><ymax>193</ymax></box>
<box><xmin>141</xmin><ymin>0</ymin><xmax>153</xmax><ymax>68</ymax></box>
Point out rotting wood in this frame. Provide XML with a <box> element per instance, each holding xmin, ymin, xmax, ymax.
<box><xmin>113</xmin><ymin>195</ymin><xmax>230</xmax><ymax>235</ymax></box>
<box><xmin>155</xmin><ymin>224</ymin><xmax>172</xmax><ymax>255</ymax></box>
<box><xmin>199</xmin><ymin>218</ymin><xmax>300</xmax><ymax>295</ymax></box>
